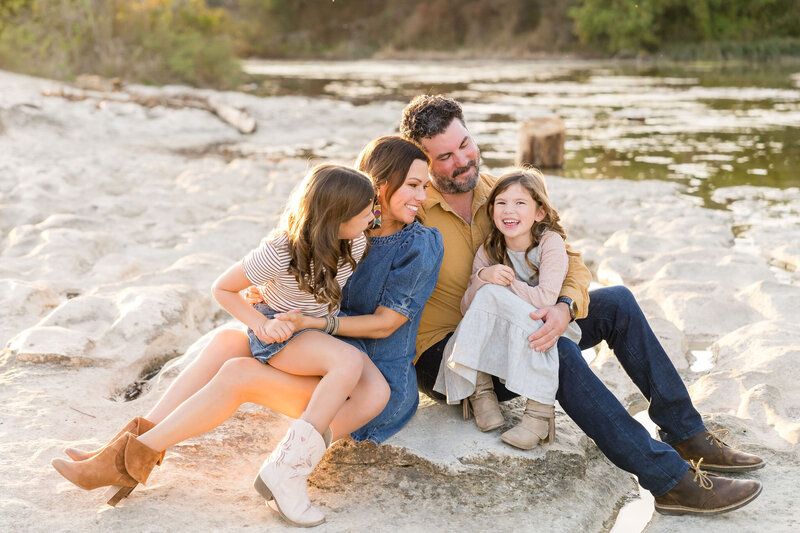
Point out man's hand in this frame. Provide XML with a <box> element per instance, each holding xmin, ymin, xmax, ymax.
<box><xmin>528</xmin><ymin>302</ymin><xmax>571</xmax><ymax>352</ymax></box>
<box><xmin>478</xmin><ymin>264</ymin><xmax>515</xmax><ymax>286</ymax></box>
<box><xmin>255</xmin><ymin>317</ymin><xmax>295</xmax><ymax>343</ymax></box>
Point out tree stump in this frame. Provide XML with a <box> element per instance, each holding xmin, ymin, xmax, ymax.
<box><xmin>516</xmin><ymin>117</ymin><xmax>566</xmax><ymax>169</ymax></box>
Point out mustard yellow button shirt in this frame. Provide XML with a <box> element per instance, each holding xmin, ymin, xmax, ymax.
<box><xmin>415</xmin><ymin>172</ymin><xmax>591</xmax><ymax>361</ymax></box>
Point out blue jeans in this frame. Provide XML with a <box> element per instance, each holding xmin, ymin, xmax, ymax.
<box><xmin>416</xmin><ymin>286</ymin><xmax>706</xmax><ymax>496</ymax></box>
<box><xmin>562</xmin><ymin>285</ymin><xmax>705</xmax><ymax>495</ymax></box>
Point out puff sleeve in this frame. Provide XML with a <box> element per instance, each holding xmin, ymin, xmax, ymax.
<box><xmin>378</xmin><ymin>227</ymin><xmax>444</xmax><ymax>321</ymax></box>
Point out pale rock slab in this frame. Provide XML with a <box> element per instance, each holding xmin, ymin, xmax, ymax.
<box><xmin>0</xmin><ymin>279</ymin><xmax>60</xmax><ymax>347</ymax></box>
<box><xmin>688</xmin><ymin>321</ymin><xmax>800</xmax><ymax>449</ymax></box>
<box><xmin>737</xmin><ymin>280</ymin><xmax>800</xmax><ymax>321</ymax></box>
<box><xmin>7</xmin><ymin>325</ymin><xmax>95</xmax><ymax>366</ymax></box>
<box><xmin>640</xmin><ymin>280</ymin><xmax>763</xmax><ymax>344</ymax></box>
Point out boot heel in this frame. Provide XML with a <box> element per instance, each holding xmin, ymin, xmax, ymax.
<box><xmin>253</xmin><ymin>473</ymin><xmax>273</xmax><ymax>501</ymax></box>
<box><xmin>106</xmin><ymin>485</ymin><xmax>135</xmax><ymax>506</ymax></box>
<box><xmin>462</xmin><ymin>399</ymin><xmax>472</xmax><ymax>420</ymax></box>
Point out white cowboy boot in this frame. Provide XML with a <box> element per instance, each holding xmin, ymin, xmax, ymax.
<box><xmin>253</xmin><ymin>418</ymin><xmax>327</xmax><ymax>527</ymax></box>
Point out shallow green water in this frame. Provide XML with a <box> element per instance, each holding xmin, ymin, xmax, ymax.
<box><xmin>243</xmin><ymin>59</ymin><xmax>800</xmax><ymax>208</ymax></box>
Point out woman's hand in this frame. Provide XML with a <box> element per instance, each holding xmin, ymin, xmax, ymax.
<box><xmin>274</xmin><ymin>309</ymin><xmax>313</xmax><ymax>331</ymax></box>
<box><xmin>478</xmin><ymin>264</ymin><xmax>515</xmax><ymax>286</ymax></box>
<box><xmin>255</xmin><ymin>317</ymin><xmax>295</xmax><ymax>343</ymax></box>
<box><xmin>244</xmin><ymin>285</ymin><xmax>264</xmax><ymax>306</ymax></box>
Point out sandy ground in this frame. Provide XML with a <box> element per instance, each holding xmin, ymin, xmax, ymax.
<box><xmin>1</xmin><ymin>69</ymin><xmax>798</xmax><ymax>532</ymax></box>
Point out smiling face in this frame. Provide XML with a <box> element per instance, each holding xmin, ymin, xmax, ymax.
<box><xmin>418</xmin><ymin>119</ymin><xmax>481</xmax><ymax>194</ymax></box>
<box><xmin>491</xmin><ymin>183</ymin><xmax>545</xmax><ymax>251</ymax></box>
<box><xmin>378</xmin><ymin>159</ymin><xmax>430</xmax><ymax>234</ymax></box>
<box><xmin>337</xmin><ymin>202</ymin><xmax>375</xmax><ymax>240</ymax></box>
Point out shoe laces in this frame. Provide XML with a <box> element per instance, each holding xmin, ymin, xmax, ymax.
<box><xmin>706</xmin><ymin>428</ymin><xmax>730</xmax><ymax>450</ymax></box>
<box><xmin>688</xmin><ymin>458</ymin><xmax>714</xmax><ymax>490</ymax></box>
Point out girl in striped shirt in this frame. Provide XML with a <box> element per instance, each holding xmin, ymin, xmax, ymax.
<box><xmin>53</xmin><ymin>163</ymin><xmax>389</xmax><ymax>527</ymax></box>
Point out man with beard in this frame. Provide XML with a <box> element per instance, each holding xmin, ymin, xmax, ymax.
<box><xmin>400</xmin><ymin>94</ymin><xmax>763</xmax><ymax>516</ymax></box>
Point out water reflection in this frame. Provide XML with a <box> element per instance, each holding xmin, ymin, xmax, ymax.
<box><xmin>243</xmin><ymin>58</ymin><xmax>800</xmax><ymax>209</ymax></box>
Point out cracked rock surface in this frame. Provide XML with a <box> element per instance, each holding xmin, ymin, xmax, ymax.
<box><xmin>2</xmin><ymin>68</ymin><xmax>794</xmax><ymax>531</ymax></box>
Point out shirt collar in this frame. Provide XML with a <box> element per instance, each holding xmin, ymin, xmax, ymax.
<box><xmin>423</xmin><ymin>172</ymin><xmax>493</xmax><ymax>214</ymax></box>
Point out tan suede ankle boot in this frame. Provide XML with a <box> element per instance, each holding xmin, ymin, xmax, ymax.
<box><xmin>65</xmin><ymin>417</ymin><xmax>164</xmax><ymax>466</ymax></box>
<box><xmin>52</xmin><ymin>432</ymin><xmax>163</xmax><ymax>506</ymax></box>
<box><xmin>463</xmin><ymin>371</ymin><xmax>504</xmax><ymax>432</ymax></box>
<box><xmin>500</xmin><ymin>399</ymin><xmax>555</xmax><ymax>450</ymax></box>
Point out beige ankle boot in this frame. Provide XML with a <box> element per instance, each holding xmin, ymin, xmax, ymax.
<box><xmin>463</xmin><ymin>371</ymin><xmax>504</xmax><ymax>432</ymax></box>
<box><xmin>500</xmin><ymin>399</ymin><xmax>555</xmax><ymax>450</ymax></box>
<box><xmin>253</xmin><ymin>419</ymin><xmax>327</xmax><ymax>527</ymax></box>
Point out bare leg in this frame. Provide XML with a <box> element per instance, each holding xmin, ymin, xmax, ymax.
<box><xmin>326</xmin><ymin>352</ymin><xmax>389</xmax><ymax>440</ymax></box>
<box><xmin>243</xmin><ymin>350</ymin><xmax>389</xmax><ymax>441</ymax></box>
<box><xmin>137</xmin><ymin>358</ymin><xmax>320</xmax><ymax>451</ymax></box>
<box><xmin>266</xmin><ymin>331</ymin><xmax>366</xmax><ymax>434</ymax></box>
<box><xmin>145</xmin><ymin>329</ymin><xmax>252</xmax><ymax>423</ymax></box>
<box><xmin>137</xmin><ymin>333</ymin><xmax>389</xmax><ymax>451</ymax></box>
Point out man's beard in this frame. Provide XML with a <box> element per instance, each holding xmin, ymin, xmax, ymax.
<box><xmin>431</xmin><ymin>158</ymin><xmax>481</xmax><ymax>194</ymax></box>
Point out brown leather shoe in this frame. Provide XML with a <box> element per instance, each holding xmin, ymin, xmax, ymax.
<box><xmin>672</xmin><ymin>429</ymin><xmax>765</xmax><ymax>472</ymax></box>
<box><xmin>654</xmin><ymin>459</ymin><xmax>762</xmax><ymax>516</ymax></box>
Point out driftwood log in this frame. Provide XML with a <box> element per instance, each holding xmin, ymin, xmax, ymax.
<box><xmin>42</xmin><ymin>79</ymin><xmax>257</xmax><ymax>134</ymax></box>
<box><xmin>516</xmin><ymin>117</ymin><xmax>565</xmax><ymax>169</ymax></box>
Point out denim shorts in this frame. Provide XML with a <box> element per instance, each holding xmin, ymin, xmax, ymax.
<box><xmin>247</xmin><ymin>303</ymin><xmax>313</xmax><ymax>363</ymax></box>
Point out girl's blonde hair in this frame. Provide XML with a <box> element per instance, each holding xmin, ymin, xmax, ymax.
<box><xmin>484</xmin><ymin>168</ymin><xmax>576</xmax><ymax>279</ymax></box>
<box><xmin>274</xmin><ymin>163</ymin><xmax>374</xmax><ymax>312</ymax></box>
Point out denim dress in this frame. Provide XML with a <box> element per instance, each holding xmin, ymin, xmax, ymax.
<box><xmin>340</xmin><ymin>222</ymin><xmax>443</xmax><ymax>444</ymax></box>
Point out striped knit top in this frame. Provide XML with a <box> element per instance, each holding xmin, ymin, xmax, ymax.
<box><xmin>242</xmin><ymin>232</ymin><xmax>368</xmax><ymax>317</ymax></box>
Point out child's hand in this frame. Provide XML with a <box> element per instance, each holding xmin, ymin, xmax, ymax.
<box><xmin>274</xmin><ymin>309</ymin><xmax>311</xmax><ymax>331</ymax></box>
<box><xmin>478</xmin><ymin>264</ymin><xmax>515</xmax><ymax>286</ymax></box>
<box><xmin>243</xmin><ymin>285</ymin><xmax>264</xmax><ymax>306</ymax></box>
<box><xmin>255</xmin><ymin>318</ymin><xmax>295</xmax><ymax>343</ymax></box>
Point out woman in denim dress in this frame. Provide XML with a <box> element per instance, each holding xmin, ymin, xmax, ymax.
<box><xmin>274</xmin><ymin>136</ymin><xmax>444</xmax><ymax>444</ymax></box>
<box><xmin>341</xmin><ymin>214</ymin><xmax>442</xmax><ymax>443</ymax></box>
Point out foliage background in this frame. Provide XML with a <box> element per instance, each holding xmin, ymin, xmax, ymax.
<box><xmin>1</xmin><ymin>0</ymin><xmax>798</xmax><ymax>88</ymax></box>
<box><xmin>0</xmin><ymin>0</ymin><xmax>241</xmax><ymax>88</ymax></box>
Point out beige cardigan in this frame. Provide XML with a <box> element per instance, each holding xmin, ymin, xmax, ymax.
<box><xmin>461</xmin><ymin>231</ymin><xmax>568</xmax><ymax>315</ymax></box>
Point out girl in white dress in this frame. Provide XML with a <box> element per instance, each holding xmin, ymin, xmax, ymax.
<box><xmin>435</xmin><ymin>168</ymin><xmax>580</xmax><ymax>449</ymax></box>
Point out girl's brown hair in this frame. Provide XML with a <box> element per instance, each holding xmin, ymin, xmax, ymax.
<box><xmin>275</xmin><ymin>163</ymin><xmax>374</xmax><ymax>312</ymax></box>
<box><xmin>484</xmin><ymin>168</ymin><xmax>576</xmax><ymax>279</ymax></box>
<box><xmin>354</xmin><ymin>135</ymin><xmax>429</xmax><ymax>203</ymax></box>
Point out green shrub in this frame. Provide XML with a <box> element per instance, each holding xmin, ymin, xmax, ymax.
<box><xmin>0</xmin><ymin>0</ymin><xmax>241</xmax><ymax>88</ymax></box>
<box><xmin>569</xmin><ymin>0</ymin><xmax>800</xmax><ymax>55</ymax></box>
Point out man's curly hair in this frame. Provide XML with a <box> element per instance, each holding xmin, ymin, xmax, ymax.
<box><xmin>399</xmin><ymin>95</ymin><xmax>464</xmax><ymax>144</ymax></box>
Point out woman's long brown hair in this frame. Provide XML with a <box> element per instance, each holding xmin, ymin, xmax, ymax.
<box><xmin>355</xmin><ymin>135</ymin><xmax>429</xmax><ymax>204</ymax></box>
<box><xmin>273</xmin><ymin>163</ymin><xmax>374</xmax><ymax>312</ymax></box>
<box><xmin>484</xmin><ymin>168</ymin><xmax>576</xmax><ymax>280</ymax></box>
